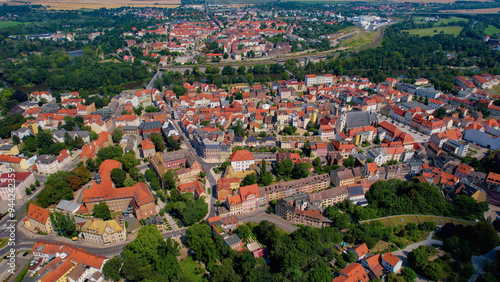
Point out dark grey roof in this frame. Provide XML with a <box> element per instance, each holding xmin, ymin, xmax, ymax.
<box><xmin>345</xmin><ymin>110</ymin><xmax>378</xmax><ymax>129</ymax></box>
<box><xmin>348</xmin><ymin>185</ymin><xmax>364</xmax><ymax>197</ymax></box>
<box><xmin>400</xmin><ymin>101</ymin><xmax>433</xmax><ymax>112</ymax></box>
<box><xmin>224</xmin><ymin>234</ymin><xmax>241</xmax><ymax>246</ymax></box>
<box><xmin>139</xmin><ymin>121</ymin><xmax>162</xmax><ymax>130</ymax></box>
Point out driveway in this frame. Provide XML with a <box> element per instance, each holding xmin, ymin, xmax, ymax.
<box><xmin>237</xmin><ymin>210</ymin><xmax>299</xmax><ymax>233</ymax></box>
<box><xmin>470</xmin><ymin>246</ymin><xmax>500</xmax><ymax>281</ymax></box>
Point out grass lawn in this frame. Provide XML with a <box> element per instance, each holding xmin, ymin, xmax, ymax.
<box><xmin>180</xmin><ymin>257</ymin><xmax>205</xmax><ymax>282</ymax></box>
<box><xmin>0</xmin><ymin>238</ymin><xmax>7</xmax><ymax>249</ymax></box>
<box><xmin>490</xmin><ymin>85</ymin><xmax>500</xmax><ymax>97</ymax></box>
<box><xmin>339</xmin><ymin>30</ymin><xmax>378</xmax><ymax>49</ymax></box>
<box><xmin>371</xmin><ymin>240</ymin><xmax>390</xmax><ymax>252</ymax></box>
<box><xmin>485</xmin><ymin>25</ymin><xmax>500</xmax><ymax>36</ymax></box>
<box><xmin>366</xmin><ymin>215</ymin><xmax>476</xmax><ymax>227</ymax></box>
<box><xmin>413</xmin><ymin>16</ymin><xmax>468</xmax><ymax>25</ymax></box>
<box><xmin>403</xmin><ymin>26</ymin><xmax>463</xmax><ymax>37</ymax></box>
<box><xmin>0</xmin><ymin>21</ymin><xmax>24</xmax><ymax>29</ymax></box>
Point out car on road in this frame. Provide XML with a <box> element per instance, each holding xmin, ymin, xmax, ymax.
<box><xmin>2</xmin><ymin>224</ymin><xmax>6</xmax><ymax>230</ymax></box>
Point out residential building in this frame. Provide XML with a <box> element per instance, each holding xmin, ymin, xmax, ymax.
<box><xmin>230</xmin><ymin>150</ymin><xmax>255</xmax><ymax>171</ymax></box>
<box><xmin>332</xmin><ymin>263</ymin><xmax>369</xmax><ymax>282</ymax></box>
<box><xmin>239</xmin><ymin>184</ymin><xmax>260</xmax><ymax>213</ymax></box>
<box><xmin>275</xmin><ymin>193</ymin><xmax>330</xmax><ymax>227</ymax></box>
<box><xmin>352</xmin><ymin>243</ymin><xmax>369</xmax><ymax>260</ymax></box>
<box><xmin>0</xmin><ymin>172</ymin><xmax>35</xmax><ymax>202</ymax></box>
<box><xmin>258</xmin><ymin>174</ymin><xmax>330</xmax><ymax>205</ymax></box>
<box><xmin>80</xmin><ymin>217</ymin><xmax>126</xmax><ymax>245</ymax></box>
<box><xmin>24</xmin><ymin>203</ymin><xmax>54</xmax><ymax>234</ymax></box>
<box><xmin>177</xmin><ymin>181</ymin><xmax>207</xmax><ymax>199</ymax></box>
<box><xmin>141</xmin><ymin>139</ymin><xmax>156</xmax><ymax>158</ymax></box>
<box><xmin>32</xmin><ymin>240</ymin><xmax>107</xmax><ymax>281</ymax></box>
<box><xmin>381</xmin><ymin>252</ymin><xmax>403</xmax><ymax>273</ymax></box>
<box><xmin>309</xmin><ymin>186</ymin><xmax>349</xmax><ymax>208</ymax></box>
<box><xmin>224</xmin><ymin>234</ymin><xmax>244</xmax><ymax>251</ymax></box>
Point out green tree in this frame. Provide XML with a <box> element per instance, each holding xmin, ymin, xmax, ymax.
<box><xmin>72</xmin><ymin>165</ymin><xmax>92</xmax><ymax>184</ymax></box>
<box><xmin>343</xmin><ymin>155</ymin><xmax>355</xmax><ymax>167</ymax></box>
<box><xmin>276</xmin><ymin>158</ymin><xmax>293</xmax><ymax>177</ymax></box>
<box><xmin>241</xmin><ymin>173</ymin><xmax>258</xmax><ymax>186</ymax></box>
<box><xmin>123</xmin><ymin>178</ymin><xmax>136</xmax><ymax>187</ymax></box>
<box><xmin>293</xmin><ymin>162</ymin><xmax>311</xmax><ymax>179</ymax></box>
<box><xmin>93</xmin><ymin>202</ymin><xmax>112</xmax><ymax>220</ymax></box>
<box><xmin>123</xmin><ymin>225</ymin><xmax>183</xmax><ymax>280</ymax></box>
<box><xmin>149</xmin><ymin>132</ymin><xmax>166</xmax><ymax>152</ymax></box>
<box><xmin>112</xmin><ymin>128</ymin><xmax>123</xmax><ymax>143</ymax></box>
<box><xmin>66</xmin><ymin>174</ymin><xmax>82</xmax><ymax>191</ymax></box>
<box><xmin>162</xmin><ymin>170</ymin><xmax>178</xmax><ymax>190</ymax></box>
<box><xmin>110</xmin><ymin>168</ymin><xmax>127</xmax><ymax>188</ymax></box>
<box><xmin>12</xmin><ymin>135</ymin><xmax>19</xmax><ymax>145</ymax></box>
<box><xmin>102</xmin><ymin>255</ymin><xmax>123</xmax><ymax>282</ymax></box>
<box><xmin>50</xmin><ymin>212</ymin><xmax>77</xmax><ymax>237</ymax></box>
<box><xmin>235</xmin><ymin>224</ymin><xmax>252</xmax><ymax>241</ymax></box>
<box><xmin>400</xmin><ymin>267</ymin><xmax>417</xmax><ymax>282</ymax></box>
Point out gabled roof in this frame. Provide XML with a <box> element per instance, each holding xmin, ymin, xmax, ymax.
<box><xmin>27</xmin><ymin>203</ymin><xmax>51</xmax><ymax>224</ymax></box>
<box><xmin>382</xmin><ymin>252</ymin><xmax>401</xmax><ymax>267</ymax></box>
<box><xmin>230</xmin><ymin>150</ymin><xmax>254</xmax><ymax>162</ymax></box>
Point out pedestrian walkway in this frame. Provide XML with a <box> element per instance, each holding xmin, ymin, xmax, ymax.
<box><xmin>164</xmin><ymin>213</ymin><xmax>179</xmax><ymax>231</ymax></box>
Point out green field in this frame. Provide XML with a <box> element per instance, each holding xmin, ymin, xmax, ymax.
<box><xmin>413</xmin><ymin>16</ymin><xmax>469</xmax><ymax>25</ymax></box>
<box><xmin>0</xmin><ymin>21</ymin><xmax>23</xmax><ymax>29</ymax></box>
<box><xmin>180</xmin><ymin>257</ymin><xmax>205</xmax><ymax>282</ymax></box>
<box><xmin>485</xmin><ymin>25</ymin><xmax>500</xmax><ymax>35</ymax></box>
<box><xmin>363</xmin><ymin>215</ymin><xmax>476</xmax><ymax>227</ymax></box>
<box><xmin>339</xmin><ymin>30</ymin><xmax>379</xmax><ymax>49</ymax></box>
<box><xmin>402</xmin><ymin>26</ymin><xmax>463</xmax><ymax>37</ymax></box>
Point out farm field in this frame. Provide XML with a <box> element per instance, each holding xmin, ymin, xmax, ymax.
<box><xmin>402</xmin><ymin>26</ymin><xmax>463</xmax><ymax>37</ymax></box>
<box><xmin>439</xmin><ymin>7</ymin><xmax>500</xmax><ymax>14</ymax></box>
<box><xmin>288</xmin><ymin>0</ymin><xmax>491</xmax><ymax>2</ymax></box>
<box><xmin>413</xmin><ymin>16</ymin><xmax>469</xmax><ymax>25</ymax></box>
<box><xmin>485</xmin><ymin>25</ymin><xmax>500</xmax><ymax>35</ymax></box>
<box><xmin>16</xmin><ymin>0</ymin><xmax>180</xmax><ymax>10</ymax></box>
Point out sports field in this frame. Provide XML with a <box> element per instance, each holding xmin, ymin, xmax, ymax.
<box><xmin>402</xmin><ymin>26</ymin><xmax>463</xmax><ymax>37</ymax></box>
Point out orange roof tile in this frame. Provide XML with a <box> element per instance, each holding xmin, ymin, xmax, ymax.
<box><xmin>27</xmin><ymin>203</ymin><xmax>51</xmax><ymax>224</ymax></box>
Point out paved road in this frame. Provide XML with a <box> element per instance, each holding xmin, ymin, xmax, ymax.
<box><xmin>470</xmin><ymin>246</ymin><xmax>500</xmax><ymax>281</ymax></box>
<box><xmin>392</xmin><ymin>231</ymin><xmax>443</xmax><ymax>267</ymax></box>
<box><xmin>146</xmin><ymin>71</ymin><xmax>163</xmax><ymax>90</ymax></box>
<box><xmin>237</xmin><ymin>210</ymin><xmax>299</xmax><ymax>233</ymax></box>
<box><xmin>167</xmin><ymin>117</ymin><xmax>222</xmax><ymax>218</ymax></box>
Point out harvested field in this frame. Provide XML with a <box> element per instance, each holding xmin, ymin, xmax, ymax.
<box><xmin>288</xmin><ymin>0</ymin><xmax>492</xmax><ymax>2</ymax></box>
<box><xmin>4</xmin><ymin>0</ymin><xmax>181</xmax><ymax>10</ymax></box>
<box><xmin>439</xmin><ymin>8</ymin><xmax>500</xmax><ymax>14</ymax></box>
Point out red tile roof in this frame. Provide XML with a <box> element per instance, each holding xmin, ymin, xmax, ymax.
<box><xmin>230</xmin><ymin>150</ymin><xmax>254</xmax><ymax>162</ymax></box>
<box><xmin>27</xmin><ymin>203</ymin><xmax>51</xmax><ymax>224</ymax></box>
